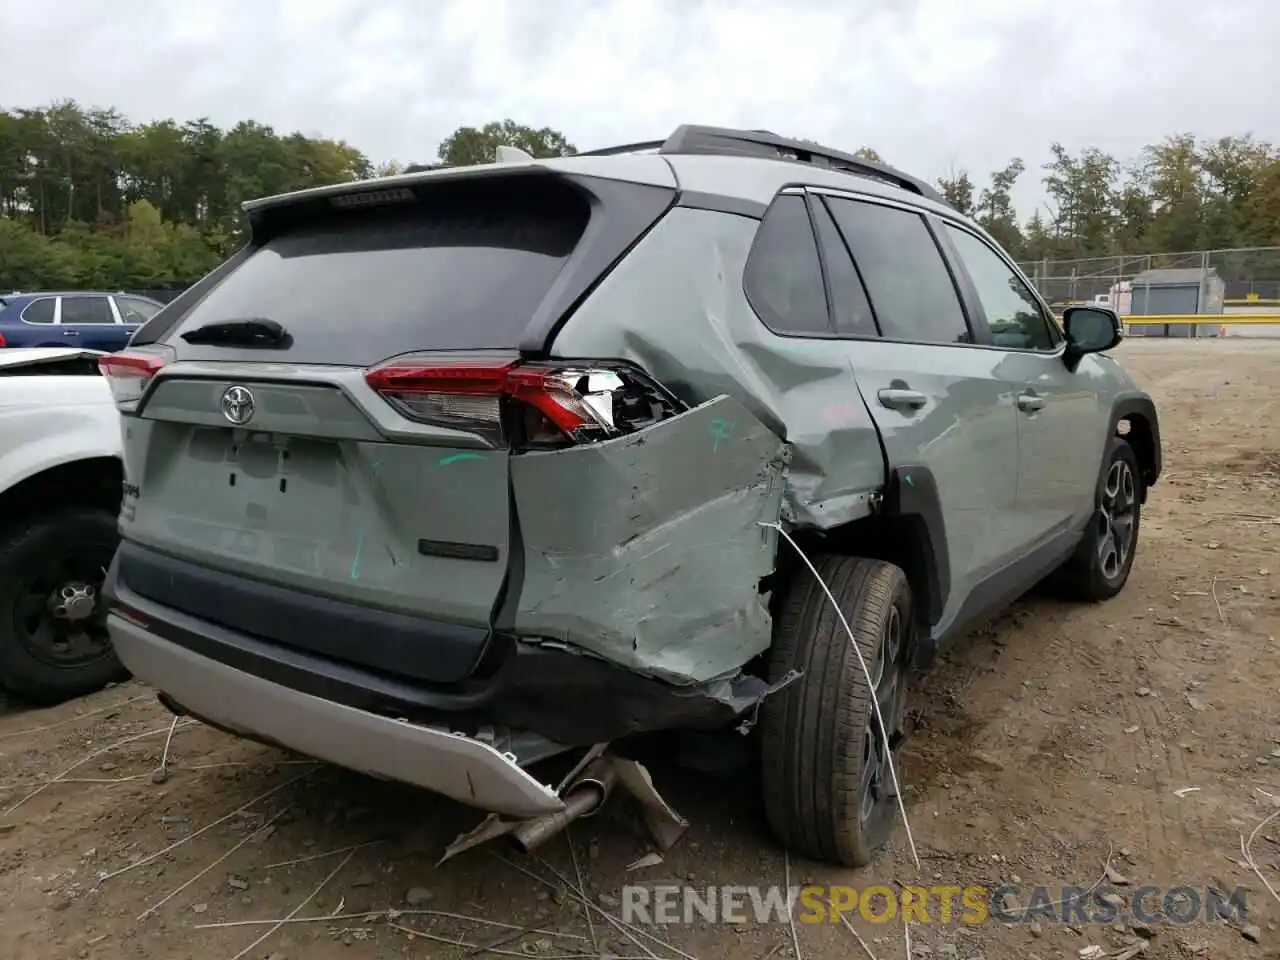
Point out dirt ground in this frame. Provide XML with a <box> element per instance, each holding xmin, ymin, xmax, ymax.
<box><xmin>0</xmin><ymin>338</ymin><xmax>1276</xmax><ymax>960</ymax></box>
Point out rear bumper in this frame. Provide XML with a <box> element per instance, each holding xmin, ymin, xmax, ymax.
<box><xmin>109</xmin><ymin>613</ymin><xmax>566</xmax><ymax>818</ymax></box>
<box><xmin>106</xmin><ymin>543</ymin><xmax>770</xmax><ymax>746</ymax></box>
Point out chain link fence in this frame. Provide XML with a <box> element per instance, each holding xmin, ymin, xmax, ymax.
<box><xmin>1016</xmin><ymin>246</ymin><xmax>1280</xmax><ymax>308</ymax></box>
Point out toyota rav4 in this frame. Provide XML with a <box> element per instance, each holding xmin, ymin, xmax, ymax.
<box><xmin>100</xmin><ymin>125</ymin><xmax>1161</xmax><ymax>867</ymax></box>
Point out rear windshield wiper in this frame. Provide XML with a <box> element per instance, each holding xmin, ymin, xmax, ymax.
<box><xmin>180</xmin><ymin>317</ymin><xmax>292</xmax><ymax>348</ymax></box>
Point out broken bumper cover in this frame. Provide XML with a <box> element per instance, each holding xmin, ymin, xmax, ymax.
<box><xmin>108</xmin><ymin>612</ymin><xmax>567</xmax><ymax>819</ymax></box>
<box><xmin>105</xmin><ymin>549</ymin><xmax>779</xmax><ymax>746</ymax></box>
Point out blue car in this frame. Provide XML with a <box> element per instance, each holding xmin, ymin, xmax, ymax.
<box><xmin>0</xmin><ymin>291</ymin><xmax>164</xmax><ymax>352</ymax></box>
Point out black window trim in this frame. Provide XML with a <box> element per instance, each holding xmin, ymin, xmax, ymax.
<box><xmin>741</xmin><ymin>187</ymin><xmax>842</xmax><ymax>341</ymax></box>
<box><xmin>19</xmin><ymin>296</ymin><xmax>59</xmax><ymax>326</ymax></box>
<box><xmin>933</xmin><ymin>216</ymin><xmax>1065</xmax><ymax>356</ymax></box>
<box><xmin>807</xmin><ymin>187</ymin><xmax>984</xmax><ymax>350</ymax></box>
<box><xmin>805</xmin><ymin>192</ymin><xmax>883</xmax><ymax>339</ymax></box>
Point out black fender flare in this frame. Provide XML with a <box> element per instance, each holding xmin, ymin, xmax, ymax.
<box><xmin>879</xmin><ymin>464</ymin><xmax>950</xmax><ymax>630</ymax></box>
<box><xmin>1105</xmin><ymin>391</ymin><xmax>1162</xmax><ymax>500</ymax></box>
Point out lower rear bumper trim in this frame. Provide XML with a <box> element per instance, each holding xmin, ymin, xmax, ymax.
<box><xmin>108</xmin><ymin>614</ymin><xmax>567</xmax><ymax>819</ymax></box>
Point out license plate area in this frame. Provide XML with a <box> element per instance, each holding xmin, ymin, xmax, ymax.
<box><xmin>222</xmin><ymin>430</ymin><xmax>335</xmax><ymax>499</ymax></box>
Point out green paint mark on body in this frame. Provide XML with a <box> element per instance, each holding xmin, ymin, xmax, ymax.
<box><xmin>708</xmin><ymin>418</ymin><xmax>735</xmax><ymax>452</ymax></box>
<box><xmin>350</xmin><ymin>530</ymin><xmax>365</xmax><ymax>580</ymax></box>
<box><xmin>438</xmin><ymin>452</ymin><xmax>487</xmax><ymax>467</ymax></box>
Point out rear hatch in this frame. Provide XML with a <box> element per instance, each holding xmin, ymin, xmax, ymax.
<box><xmin>103</xmin><ymin>165</ymin><xmax>679</xmax><ymax>684</ymax></box>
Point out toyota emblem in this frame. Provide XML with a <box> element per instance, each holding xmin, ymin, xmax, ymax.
<box><xmin>221</xmin><ymin>385</ymin><xmax>256</xmax><ymax>425</ymax></box>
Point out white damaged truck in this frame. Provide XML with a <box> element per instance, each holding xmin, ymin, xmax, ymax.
<box><xmin>0</xmin><ymin>348</ymin><xmax>129</xmax><ymax>703</ymax></box>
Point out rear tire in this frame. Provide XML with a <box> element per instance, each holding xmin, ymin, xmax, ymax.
<box><xmin>1056</xmin><ymin>437</ymin><xmax>1142</xmax><ymax>602</ymax></box>
<box><xmin>0</xmin><ymin>507</ymin><xmax>128</xmax><ymax>704</ymax></box>
<box><xmin>760</xmin><ymin>555</ymin><xmax>912</xmax><ymax>867</ymax></box>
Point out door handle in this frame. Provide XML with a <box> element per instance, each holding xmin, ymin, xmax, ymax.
<box><xmin>1016</xmin><ymin>393</ymin><xmax>1044</xmax><ymax>412</ymax></box>
<box><xmin>877</xmin><ymin>388</ymin><xmax>927</xmax><ymax>411</ymax></box>
<box><xmin>61</xmin><ymin>330</ymin><xmax>79</xmax><ymax>336</ymax></box>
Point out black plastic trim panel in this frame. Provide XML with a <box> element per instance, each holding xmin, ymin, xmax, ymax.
<box><xmin>880</xmin><ymin>464</ymin><xmax>951</xmax><ymax>628</ymax></box>
<box><xmin>1110</xmin><ymin>392</ymin><xmax>1162</xmax><ymax>491</ymax></box>
<box><xmin>106</xmin><ymin>561</ymin><xmax>757</xmax><ymax>746</ymax></box>
<box><xmin>114</xmin><ymin>541</ymin><xmax>489</xmax><ymax>685</ymax></box>
<box><xmin>675</xmin><ymin>191</ymin><xmax>767</xmax><ymax>220</ymax></box>
<box><xmin>517</xmin><ymin>174</ymin><xmax>677</xmax><ymax>355</ymax></box>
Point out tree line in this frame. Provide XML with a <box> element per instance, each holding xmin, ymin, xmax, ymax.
<box><xmin>2</xmin><ymin>101</ymin><xmax>1279</xmax><ymax>293</ymax></box>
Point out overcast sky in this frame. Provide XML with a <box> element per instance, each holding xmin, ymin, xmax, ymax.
<box><xmin>3</xmin><ymin>0</ymin><xmax>1276</xmax><ymax>215</ymax></box>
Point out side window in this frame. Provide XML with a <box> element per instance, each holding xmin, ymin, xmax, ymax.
<box><xmin>943</xmin><ymin>224</ymin><xmax>1057</xmax><ymax>350</ymax></box>
<box><xmin>22</xmin><ymin>298</ymin><xmax>56</xmax><ymax>324</ymax></box>
<box><xmin>115</xmin><ymin>296</ymin><xmax>161</xmax><ymax>324</ymax></box>
<box><xmin>743</xmin><ymin>194</ymin><xmax>831</xmax><ymax>335</ymax></box>
<box><xmin>810</xmin><ymin>200</ymin><xmax>879</xmax><ymax>338</ymax></box>
<box><xmin>825</xmin><ymin>197</ymin><xmax>971</xmax><ymax>345</ymax></box>
<box><xmin>60</xmin><ymin>296</ymin><xmax>115</xmax><ymax>324</ymax></box>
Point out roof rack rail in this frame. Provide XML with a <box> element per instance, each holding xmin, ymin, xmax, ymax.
<box><xmin>576</xmin><ymin>139</ymin><xmax>667</xmax><ymax>157</ymax></box>
<box><xmin>582</xmin><ymin>124</ymin><xmax>947</xmax><ymax>206</ymax></box>
<box><xmin>402</xmin><ymin>161</ymin><xmax>449</xmax><ymax>174</ymax></box>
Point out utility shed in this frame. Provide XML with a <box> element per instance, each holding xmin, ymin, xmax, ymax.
<box><xmin>1127</xmin><ymin>267</ymin><xmax>1225</xmax><ymax>338</ymax></box>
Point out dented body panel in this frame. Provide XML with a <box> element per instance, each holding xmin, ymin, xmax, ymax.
<box><xmin>510</xmin><ymin>395</ymin><xmax>786</xmax><ymax>683</ymax></box>
<box><xmin>550</xmin><ymin>206</ymin><xmax>887</xmax><ymax>529</ymax></box>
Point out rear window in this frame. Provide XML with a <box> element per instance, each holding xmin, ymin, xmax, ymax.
<box><xmin>168</xmin><ymin>178</ymin><xmax>591</xmax><ymax>365</ymax></box>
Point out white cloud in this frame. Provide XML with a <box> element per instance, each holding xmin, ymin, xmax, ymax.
<box><xmin>3</xmin><ymin>0</ymin><xmax>1276</xmax><ymax>211</ymax></box>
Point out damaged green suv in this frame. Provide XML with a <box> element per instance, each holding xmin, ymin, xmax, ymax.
<box><xmin>101</xmin><ymin>126</ymin><xmax>1161</xmax><ymax>868</ymax></box>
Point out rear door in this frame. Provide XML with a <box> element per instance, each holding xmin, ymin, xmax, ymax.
<box><xmin>107</xmin><ymin>169</ymin><xmax>678</xmax><ymax>677</ymax></box>
<box><xmin>58</xmin><ymin>295</ymin><xmax>130</xmax><ymax>350</ymax></box>
<box><xmin>810</xmin><ymin>189</ymin><xmax>1023</xmax><ymax>620</ymax></box>
<box><xmin>8</xmin><ymin>296</ymin><xmax>60</xmax><ymax>347</ymax></box>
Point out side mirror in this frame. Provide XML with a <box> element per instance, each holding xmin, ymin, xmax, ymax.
<box><xmin>1062</xmin><ymin>306</ymin><xmax>1122</xmax><ymax>367</ymax></box>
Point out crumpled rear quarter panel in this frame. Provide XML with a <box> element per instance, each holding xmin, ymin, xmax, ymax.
<box><xmin>510</xmin><ymin>395</ymin><xmax>787</xmax><ymax>684</ymax></box>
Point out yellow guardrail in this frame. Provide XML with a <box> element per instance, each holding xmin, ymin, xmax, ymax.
<box><xmin>1122</xmin><ymin>315</ymin><xmax>1280</xmax><ymax>325</ymax></box>
<box><xmin>1225</xmin><ymin>298</ymin><xmax>1280</xmax><ymax>306</ymax></box>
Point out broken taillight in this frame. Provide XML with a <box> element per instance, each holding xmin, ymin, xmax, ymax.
<box><xmin>98</xmin><ymin>351</ymin><xmax>168</xmax><ymax>409</ymax></box>
<box><xmin>364</xmin><ymin>358</ymin><xmax>682</xmax><ymax>447</ymax></box>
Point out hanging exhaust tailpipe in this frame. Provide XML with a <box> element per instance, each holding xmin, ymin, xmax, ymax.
<box><xmin>511</xmin><ymin>758</ymin><xmax>616</xmax><ymax>853</ymax></box>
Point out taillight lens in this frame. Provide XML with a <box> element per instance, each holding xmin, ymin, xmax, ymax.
<box><xmin>364</xmin><ymin>359</ymin><xmax>681</xmax><ymax>447</ymax></box>
<box><xmin>98</xmin><ymin>351</ymin><xmax>167</xmax><ymax>409</ymax></box>
<box><xmin>0</xmin><ymin>333</ymin><xmax>7</xmax><ymax>347</ymax></box>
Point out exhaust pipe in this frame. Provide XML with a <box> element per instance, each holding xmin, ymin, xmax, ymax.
<box><xmin>511</xmin><ymin>759</ymin><xmax>616</xmax><ymax>853</ymax></box>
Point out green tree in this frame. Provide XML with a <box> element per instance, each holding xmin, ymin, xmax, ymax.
<box><xmin>937</xmin><ymin>170</ymin><xmax>977</xmax><ymax>216</ymax></box>
<box><xmin>1042</xmin><ymin>144</ymin><xmax>1119</xmax><ymax>257</ymax></box>
<box><xmin>437</xmin><ymin>120</ymin><xmax>576</xmax><ymax>166</ymax></box>
<box><xmin>1139</xmin><ymin>134</ymin><xmax>1202</xmax><ymax>251</ymax></box>
<box><xmin>976</xmin><ymin>159</ymin><xmax>1025</xmax><ymax>255</ymax></box>
<box><xmin>7</xmin><ymin>102</ymin><xmax>1280</xmax><ymax>295</ymax></box>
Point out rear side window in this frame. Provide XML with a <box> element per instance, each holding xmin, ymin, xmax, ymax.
<box><xmin>824</xmin><ymin>197</ymin><xmax>971</xmax><ymax>345</ymax></box>
<box><xmin>61</xmin><ymin>296</ymin><xmax>115</xmax><ymax>324</ymax></box>
<box><xmin>115</xmin><ymin>296</ymin><xmax>161</xmax><ymax>324</ymax></box>
<box><xmin>22</xmin><ymin>298</ymin><xmax>56</xmax><ymax>324</ymax></box>
<box><xmin>167</xmin><ymin>179</ymin><xmax>591</xmax><ymax>365</ymax></box>
<box><xmin>743</xmin><ymin>194</ymin><xmax>831</xmax><ymax>336</ymax></box>
<box><xmin>809</xmin><ymin>200</ymin><xmax>878</xmax><ymax>338</ymax></box>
